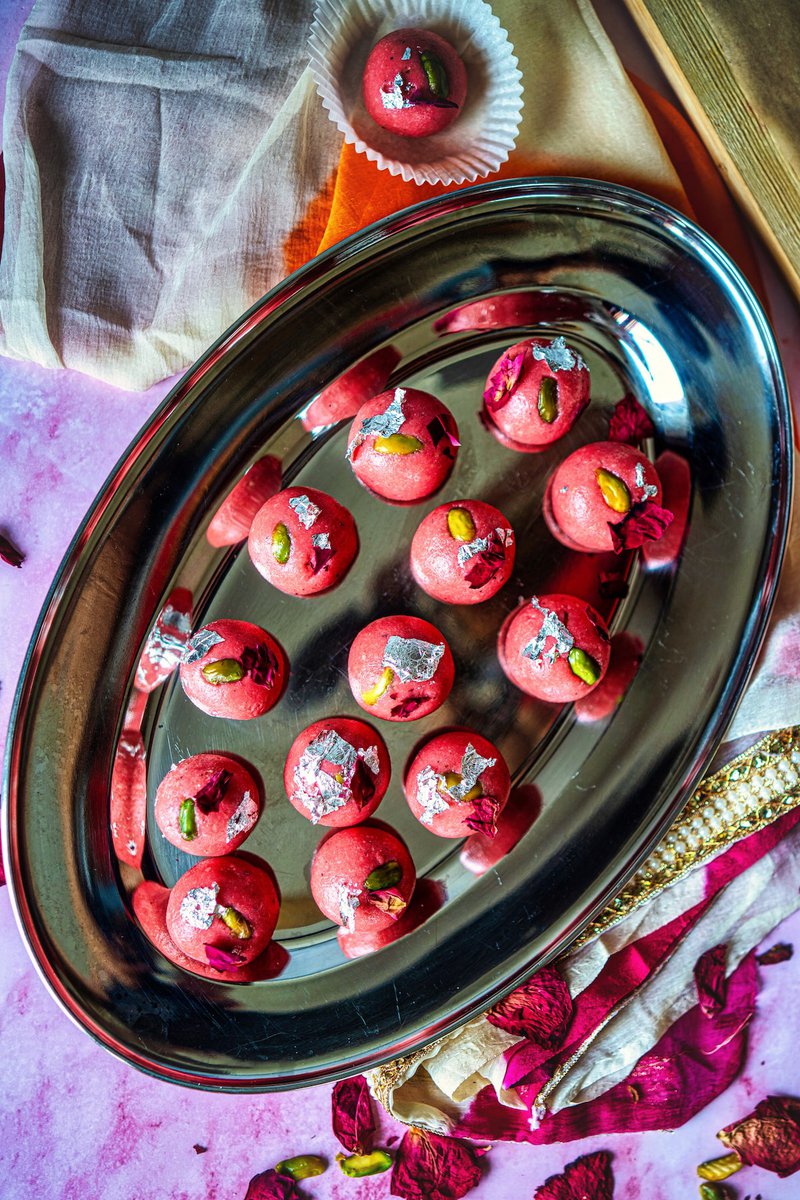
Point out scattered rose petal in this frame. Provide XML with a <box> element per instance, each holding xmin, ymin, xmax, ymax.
<box><xmin>533</xmin><ymin>1150</ymin><xmax>614</xmax><ymax>1199</ymax></box>
<box><xmin>464</xmin><ymin>795</ymin><xmax>500</xmax><ymax>838</ymax></box>
<box><xmin>193</xmin><ymin>769</ymin><xmax>232</xmax><ymax>815</ymax></box>
<box><xmin>756</xmin><ymin>942</ymin><xmax>793</xmax><ymax>966</ymax></box>
<box><xmin>608</xmin><ymin>501</ymin><xmax>674</xmax><ymax>553</ymax></box>
<box><xmin>427</xmin><ymin>415</ymin><xmax>461</xmax><ymax>451</ymax></box>
<box><xmin>332</xmin><ymin>1075</ymin><xmax>376</xmax><ymax>1155</ymax></box>
<box><xmin>598</xmin><ymin>572</ymin><xmax>629</xmax><ymax>600</ymax></box>
<box><xmin>0</xmin><ymin>533</ymin><xmax>24</xmax><ymax>568</ymax></box>
<box><xmin>390</xmin><ymin>1128</ymin><xmax>487</xmax><ymax>1200</ymax></box>
<box><xmin>390</xmin><ymin>696</ymin><xmax>428</xmax><ymax>719</ymax></box>
<box><xmin>718</xmin><ymin>1096</ymin><xmax>800</xmax><ymax>1177</ymax></box>
<box><xmin>193</xmin><ymin>1144</ymin><xmax>207</xmax><ymax>1155</ymax></box>
<box><xmin>369</xmin><ymin>888</ymin><xmax>408</xmax><ymax>919</ymax></box>
<box><xmin>310</xmin><ymin>545</ymin><xmax>335</xmax><ymax>575</ymax></box>
<box><xmin>351</xmin><ymin>758</ymin><xmax>377</xmax><ymax>809</ymax></box>
<box><xmin>486</xmin><ymin>965</ymin><xmax>573</xmax><ymax>1047</ymax></box>
<box><xmin>244</xmin><ymin>1168</ymin><xmax>301</xmax><ymax>1199</ymax></box>
<box><xmin>483</xmin><ymin>351</ymin><xmax>525</xmax><ymax>411</ymax></box>
<box><xmin>463</xmin><ymin>531</ymin><xmax>508</xmax><ymax>590</ymax></box>
<box><xmin>205</xmin><ymin>945</ymin><xmax>244</xmax><ymax>972</ymax></box>
<box><xmin>695</xmin><ymin>944</ymin><xmax>728</xmax><ymax>1018</ymax></box>
<box><xmin>240</xmin><ymin>643</ymin><xmax>278</xmax><ymax>687</ymax></box>
<box><xmin>608</xmin><ymin>394</ymin><xmax>655</xmax><ymax>443</ymax></box>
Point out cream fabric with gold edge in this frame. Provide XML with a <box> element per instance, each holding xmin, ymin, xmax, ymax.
<box><xmin>0</xmin><ymin>0</ymin><xmax>685</xmax><ymax>389</ymax></box>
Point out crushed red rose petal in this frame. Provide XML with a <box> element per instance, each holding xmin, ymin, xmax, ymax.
<box><xmin>427</xmin><ymin>415</ymin><xmax>461</xmax><ymax>451</ymax></box>
<box><xmin>240</xmin><ymin>643</ymin><xmax>279</xmax><ymax>687</ymax></box>
<box><xmin>608</xmin><ymin>501</ymin><xmax>674</xmax><ymax>553</ymax></box>
<box><xmin>390</xmin><ymin>1128</ymin><xmax>487</xmax><ymax>1200</ymax></box>
<box><xmin>351</xmin><ymin>758</ymin><xmax>377</xmax><ymax>809</ymax></box>
<box><xmin>463</xmin><ymin>532</ymin><xmax>508</xmax><ymax>590</ymax></box>
<box><xmin>695</xmin><ymin>943</ymin><xmax>728</xmax><ymax>1018</ymax></box>
<box><xmin>483</xmin><ymin>351</ymin><xmax>525</xmax><ymax>411</ymax></box>
<box><xmin>193</xmin><ymin>768</ymin><xmax>232</xmax><ymax>814</ymax></box>
<box><xmin>244</xmin><ymin>1168</ymin><xmax>302</xmax><ymax>1200</ymax></box>
<box><xmin>310</xmin><ymin>544</ymin><xmax>335</xmax><ymax>575</ymax></box>
<box><xmin>193</xmin><ymin>1144</ymin><xmax>208</xmax><ymax>1155</ymax></box>
<box><xmin>486</xmin><ymin>964</ymin><xmax>573</xmax><ymax>1047</ymax></box>
<box><xmin>369</xmin><ymin>888</ymin><xmax>408</xmax><ymax>919</ymax></box>
<box><xmin>390</xmin><ymin>696</ymin><xmax>429</xmax><ymax>719</ymax></box>
<box><xmin>205</xmin><ymin>945</ymin><xmax>245</xmax><ymax>972</ymax></box>
<box><xmin>332</xmin><ymin>1074</ymin><xmax>376</xmax><ymax>1155</ymax></box>
<box><xmin>608</xmin><ymin>394</ymin><xmax>655</xmax><ymax>443</ymax></box>
<box><xmin>756</xmin><ymin>942</ymin><xmax>793</xmax><ymax>966</ymax></box>
<box><xmin>464</xmin><ymin>795</ymin><xmax>500</xmax><ymax>839</ymax></box>
<box><xmin>534</xmin><ymin>1151</ymin><xmax>614</xmax><ymax>1200</ymax></box>
<box><xmin>0</xmin><ymin>533</ymin><xmax>24</xmax><ymax>568</ymax></box>
<box><xmin>718</xmin><ymin>1095</ymin><xmax>800</xmax><ymax>1177</ymax></box>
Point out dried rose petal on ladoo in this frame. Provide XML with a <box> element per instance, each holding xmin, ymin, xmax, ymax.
<box><xmin>499</xmin><ymin>593</ymin><xmax>611</xmax><ymax>703</ymax></box>
<box><xmin>166</xmin><ymin>856</ymin><xmax>280</xmax><ymax>968</ymax></box>
<box><xmin>248</xmin><ymin>486</ymin><xmax>358</xmax><ymax>596</ymax></box>
<box><xmin>346</xmin><ymin>387</ymin><xmax>459</xmax><ymax>503</ymax></box>
<box><xmin>410</xmin><ymin>500</ymin><xmax>515</xmax><ymax>605</ymax></box>
<box><xmin>348</xmin><ymin>614</ymin><xmax>455</xmax><ymax>722</ymax></box>
<box><xmin>460</xmin><ymin>783</ymin><xmax>542</xmax><ymax>876</ymax></box>
<box><xmin>362</xmin><ymin>28</ymin><xmax>467</xmax><ymax>139</ymax></box>
<box><xmin>206</xmin><ymin>455</ymin><xmax>282</xmax><ymax>547</ymax></box>
<box><xmin>134</xmin><ymin>586</ymin><xmax>192</xmax><ymax>693</ymax></box>
<box><xmin>179</xmin><ymin>618</ymin><xmax>287</xmax><ymax>720</ymax></box>
<box><xmin>310</xmin><ymin>821</ymin><xmax>416</xmax><ymax>934</ymax></box>
<box><xmin>404</xmin><ymin>730</ymin><xmax>511</xmax><ymax>839</ymax></box>
<box><xmin>155</xmin><ymin>752</ymin><xmax>262</xmax><ymax>855</ymax></box>
<box><xmin>284</xmin><ymin>717</ymin><xmax>390</xmax><ymax>827</ymax></box>
<box><xmin>545</xmin><ymin>440</ymin><xmax>673</xmax><ymax>554</ymax></box>
<box><xmin>482</xmin><ymin>335</ymin><xmax>590</xmax><ymax>450</ymax></box>
<box><xmin>337</xmin><ymin>878</ymin><xmax>445</xmax><ymax>958</ymax></box>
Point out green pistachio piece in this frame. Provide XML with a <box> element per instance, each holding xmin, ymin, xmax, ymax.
<box><xmin>419</xmin><ymin>50</ymin><xmax>449</xmax><ymax>99</ymax></box>
<box><xmin>361</xmin><ymin>666</ymin><xmax>394</xmax><ymax>706</ymax></box>
<box><xmin>179</xmin><ymin>797</ymin><xmax>198</xmax><ymax>841</ymax></box>
<box><xmin>364</xmin><ymin>861</ymin><xmax>403</xmax><ymax>891</ymax></box>
<box><xmin>201</xmin><ymin>658</ymin><xmax>245</xmax><ymax>685</ymax></box>
<box><xmin>567</xmin><ymin>647</ymin><xmax>602</xmax><ymax>686</ymax></box>
<box><xmin>219</xmin><ymin>905</ymin><xmax>253</xmax><ymax>940</ymax></box>
<box><xmin>373</xmin><ymin>433</ymin><xmax>423</xmax><ymax>456</ymax></box>
<box><xmin>275</xmin><ymin>1155</ymin><xmax>327</xmax><ymax>1180</ymax></box>
<box><xmin>447</xmin><ymin>507</ymin><xmax>477</xmax><ymax>542</ymax></box>
<box><xmin>595</xmin><ymin>467</ymin><xmax>632</xmax><ymax>513</ymax></box>
<box><xmin>336</xmin><ymin>1150</ymin><xmax>393</xmax><ymax>1178</ymax></box>
<box><xmin>697</xmin><ymin>1154</ymin><xmax>742</xmax><ymax>1182</ymax></box>
<box><xmin>272</xmin><ymin>522</ymin><xmax>291</xmax><ymax>564</ymax></box>
<box><xmin>699</xmin><ymin>1184</ymin><xmax>731</xmax><ymax>1200</ymax></box>
<box><xmin>537</xmin><ymin>376</ymin><xmax>559</xmax><ymax>423</ymax></box>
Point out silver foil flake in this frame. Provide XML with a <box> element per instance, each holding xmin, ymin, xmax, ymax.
<box><xmin>634</xmin><ymin>460</ymin><xmax>658</xmax><ymax>500</ymax></box>
<box><xmin>523</xmin><ymin>596</ymin><xmax>574</xmax><ymax>665</ymax></box>
<box><xmin>226</xmin><ymin>791</ymin><xmax>258</xmax><ymax>843</ymax></box>
<box><xmin>338</xmin><ymin>884</ymin><xmax>360</xmax><ymax>932</ymax></box>
<box><xmin>347</xmin><ymin>388</ymin><xmax>406</xmax><ymax>460</ymax></box>
<box><xmin>383</xmin><ymin>634</ymin><xmax>445</xmax><ymax>683</ymax></box>
<box><xmin>293</xmin><ymin>729</ymin><xmax>360</xmax><ymax>823</ymax></box>
<box><xmin>531</xmin><ymin>335</ymin><xmax>586</xmax><ymax>373</ymax></box>
<box><xmin>179</xmin><ymin>884</ymin><xmax>219</xmax><ymax>930</ymax></box>
<box><xmin>288</xmin><ymin>494</ymin><xmax>321</xmax><ymax>529</ymax></box>
<box><xmin>447</xmin><ymin>743</ymin><xmax>497</xmax><ymax>802</ymax></box>
<box><xmin>182</xmin><ymin>628</ymin><xmax>224</xmax><ymax>665</ymax></box>
<box><xmin>381</xmin><ymin>73</ymin><xmax>408</xmax><ymax>110</ymax></box>
<box><xmin>456</xmin><ymin>527</ymin><xmax>514</xmax><ymax>568</ymax></box>
<box><xmin>402</xmin><ymin>46</ymin><xmax>411</xmax><ymax>60</ymax></box>
<box><xmin>358</xmin><ymin>745</ymin><xmax>381</xmax><ymax>775</ymax></box>
<box><xmin>416</xmin><ymin>765</ymin><xmax>451</xmax><ymax>826</ymax></box>
<box><xmin>312</xmin><ymin>531</ymin><xmax>331</xmax><ymax>549</ymax></box>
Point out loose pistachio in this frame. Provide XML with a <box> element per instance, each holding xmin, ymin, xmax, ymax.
<box><xmin>699</xmin><ymin>1184</ymin><xmax>731</xmax><ymax>1200</ymax></box>
<box><xmin>219</xmin><ymin>905</ymin><xmax>253</xmax><ymax>940</ymax></box>
<box><xmin>373</xmin><ymin>433</ymin><xmax>423</xmax><ymax>456</ymax></box>
<box><xmin>336</xmin><ymin>1150</ymin><xmax>393</xmax><ymax>1178</ymax></box>
<box><xmin>697</xmin><ymin>1154</ymin><xmax>742</xmax><ymax>1182</ymax></box>
<box><xmin>447</xmin><ymin>507</ymin><xmax>477</xmax><ymax>542</ymax></box>
<box><xmin>567</xmin><ymin>647</ymin><xmax>602</xmax><ymax>686</ymax></box>
<box><xmin>275</xmin><ymin>1155</ymin><xmax>327</xmax><ymax>1180</ymax></box>
<box><xmin>179</xmin><ymin>798</ymin><xmax>198</xmax><ymax>841</ymax></box>
<box><xmin>201</xmin><ymin>658</ymin><xmax>245</xmax><ymax>685</ymax></box>
<box><xmin>537</xmin><ymin>376</ymin><xmax>559</xmax><ymax>423</ymax></box>
<box><xmin>361</xmin><ymin>666</ymin><xmax>394</xmax><ymax>706</ymax></box>
<box><xmin>272</xmin><ymin>522</ymin><xmax>291</xmax><ymax>564</ymax></box>
<box><xmin>364</xmin><ymin>860</ymin><xmax>403</xmax><ymax>891</ymax></box>
<box><xmin>419</xmin><ymin>50</ymin><xmax>449</xmax><ymax>99</ymax></box>
<box><xmin>595</xmin><ymin>468</ymin><xmax>632</xmax><ymax>513</ymax></box>
<box><xmin>442</xmin><ymin>771</ymin><xmax>482</xmax><ymax>803</ymax></box>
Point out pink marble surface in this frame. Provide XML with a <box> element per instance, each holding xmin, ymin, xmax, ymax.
<box><xmin>2</xmin><ymin>2</ymin><xmax>800</xmax><ymax>1197</ymax></box>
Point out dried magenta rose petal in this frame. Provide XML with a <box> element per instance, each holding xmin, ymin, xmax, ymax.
<box><xmin>756</xmin><ymin>942</ymin><xmax>793</xmax><ymax>966</ymax></box>
<box><xmin>240</xmin><ymin>643</ymin><xmax>278</xmax><ymax>687</ymax></box>
<box><xmin>534</xmin><ymin>1150</ymin><xmax>614</xmax><ymax>1199</ymax></box>
<box><xmin>427</xmin><ymin>415</ymin><xmax>461</xmax><ymax>451</ymax></box>
<box><xmin>695</xmin><ymin>944</ymin><xmax>728</xmax><ymax>1018</ymax></box>
<box><xmin>483</xmin><ymin>351</ymin><xmax>525</xmax><ymax>411</ymax></box>
<box><xmin>390</xmin><ymin>1128</ymin><xmax>487</xmax><ymax>1200</ymax></box>
<box><xmin>463</xmin><ymin>795</ymin><xmax>500</xmax><ymax>839</ymax></box>
<box><xmin>608</xmin><ymin>501</ymin><xmax>674</xmax><ymax>553</ymax></box>
<box><xmin>205</xmin><ymin>945</ymin><xmax>245</xmax><ymax>971</ymax></box>
<box><xmin>310</xmin><ymin>544</ymin><xmax>335</xmax><ymax>575</ymax></box>
<box><xmin>332</xmin><ymin>1074</ymin><xmax>376</xmax><ymax>1155</ymax></box>
<box><xmin>0</xmin><ymin>532</ymin><xmax>24</xmax><ymax>568</ymax></box>
<box><xmin>718</xmin><ymin>1095</ymin><xmax>800</xmax><ymax>1177</ymax></box>
<box><xmin>608</xmin><ymin>394</ymin><xmax>655</xmax><ymax>443</ymax></box>
<box><xmin>486</xmin><ymin>964</ymin><xmax>573</xmax><ymax>1047</ymax></box>
<box><xmin>193</xmin><ymin>768</ymin><xmax>232</xmax><ymax>815</ymax></box>
<box><xmin>390</xmin><ymin>696</ymin><xmax>429</xmax><ymax>719</ymax></box>
<box><xmin>244</xmin><ymin>1168</ymin><xmax>302</xmax><ymax>1199</ymax></box>
<box><xmin>463</xmin><ymin>531</ymin><xmax>508</xmax><ymax>590</ymax></box>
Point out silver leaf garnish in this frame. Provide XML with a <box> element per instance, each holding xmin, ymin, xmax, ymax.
<box><xmin>634</xmin><ymin>461</ymin><xmax>658</xmax><ymax>500</ymax></box>
<box><xmin>312</xmin><ymin>531</ymin><xmax>331</xmax><ymax>549</ymax></box>
<box><xmin>383</xmin><ymin>635</ymin><xmax>445</xmax><ymax>683</ymax></box>
<box><xmin>447</xmin><ymin>743</ymin><xmax>497</xmax><ymax>802</ymax></box>
<box><xmin>293</xmin><ymin>729</ymin><xmax>362</xmax><ymax>823</ymax></box>
<box><xmin>226</xmin><ymin>791</ymin><xmax>258</xmax><ymax>843</ymax></box>
<box><xmin>457</xmin><ymin>527</ymin><xmax>514</xmax><ymax>568</ymax></box>
<box><xmin>338</xmin><ymin>884</ymin><xmax>360</xmax><ymax>932</ymax></box>
<box><xmin>347</xmin><ymin>388</ymin><xmax>406</xmax><ymax>461</ymax></box>
<box><xmin>180</xmin><ymin>884</ymin><xmax>219</xmax><ymax>930</ymax></box>
<box><xmin>531</xmin><ymin>335</ymin><xmax>586</xmax><ymax>373</ymax></box>
<box><xmin>416</xmin><ymin>765</ymin><xmax>450</xmax><ymax>826</ymax></box>
<box><xmin>358</xmin><ymin>745</ymin><xmax>381</xmax><ymax>775</ymax></box>
<box><xmin>402</xmin><ymin>46</ymin><xmax>411</xmax><ymax>60</ymax></box>
<box><xmin>288</xmin><ymin>494</ymin><xmax>321</xmax><ymax>529</ymax></box>
<box><xmin>381</xmin><ymin>73</ymin><xmax>409</xmax><ymax>110</ymax></box>
<box><xmin>182</xmin><ymin>628</ymin><xmax>224</xmax><ymax>665</ymax></box>
<box><xmin>523</xmin><ymin>597</ymin><xmax>574</xmax><ymax>664</ymax></box>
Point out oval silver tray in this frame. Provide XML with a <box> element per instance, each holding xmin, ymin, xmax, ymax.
<box><xmin>4</xmin><ymin>179</ymin><xmax>791</xmax><ymax>1090</ymax></box>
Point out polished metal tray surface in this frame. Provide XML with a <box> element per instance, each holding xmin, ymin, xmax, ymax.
<box><xmin>4</xmin><ymin>179</ymin><xmax>791</xmax><ymax>1090</ymax></box>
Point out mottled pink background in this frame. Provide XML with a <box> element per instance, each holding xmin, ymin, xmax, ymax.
<box><xmin>2</xmin><ymin>1</ymin><xmax>800</xmax><ymax>1197</ymax></box>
